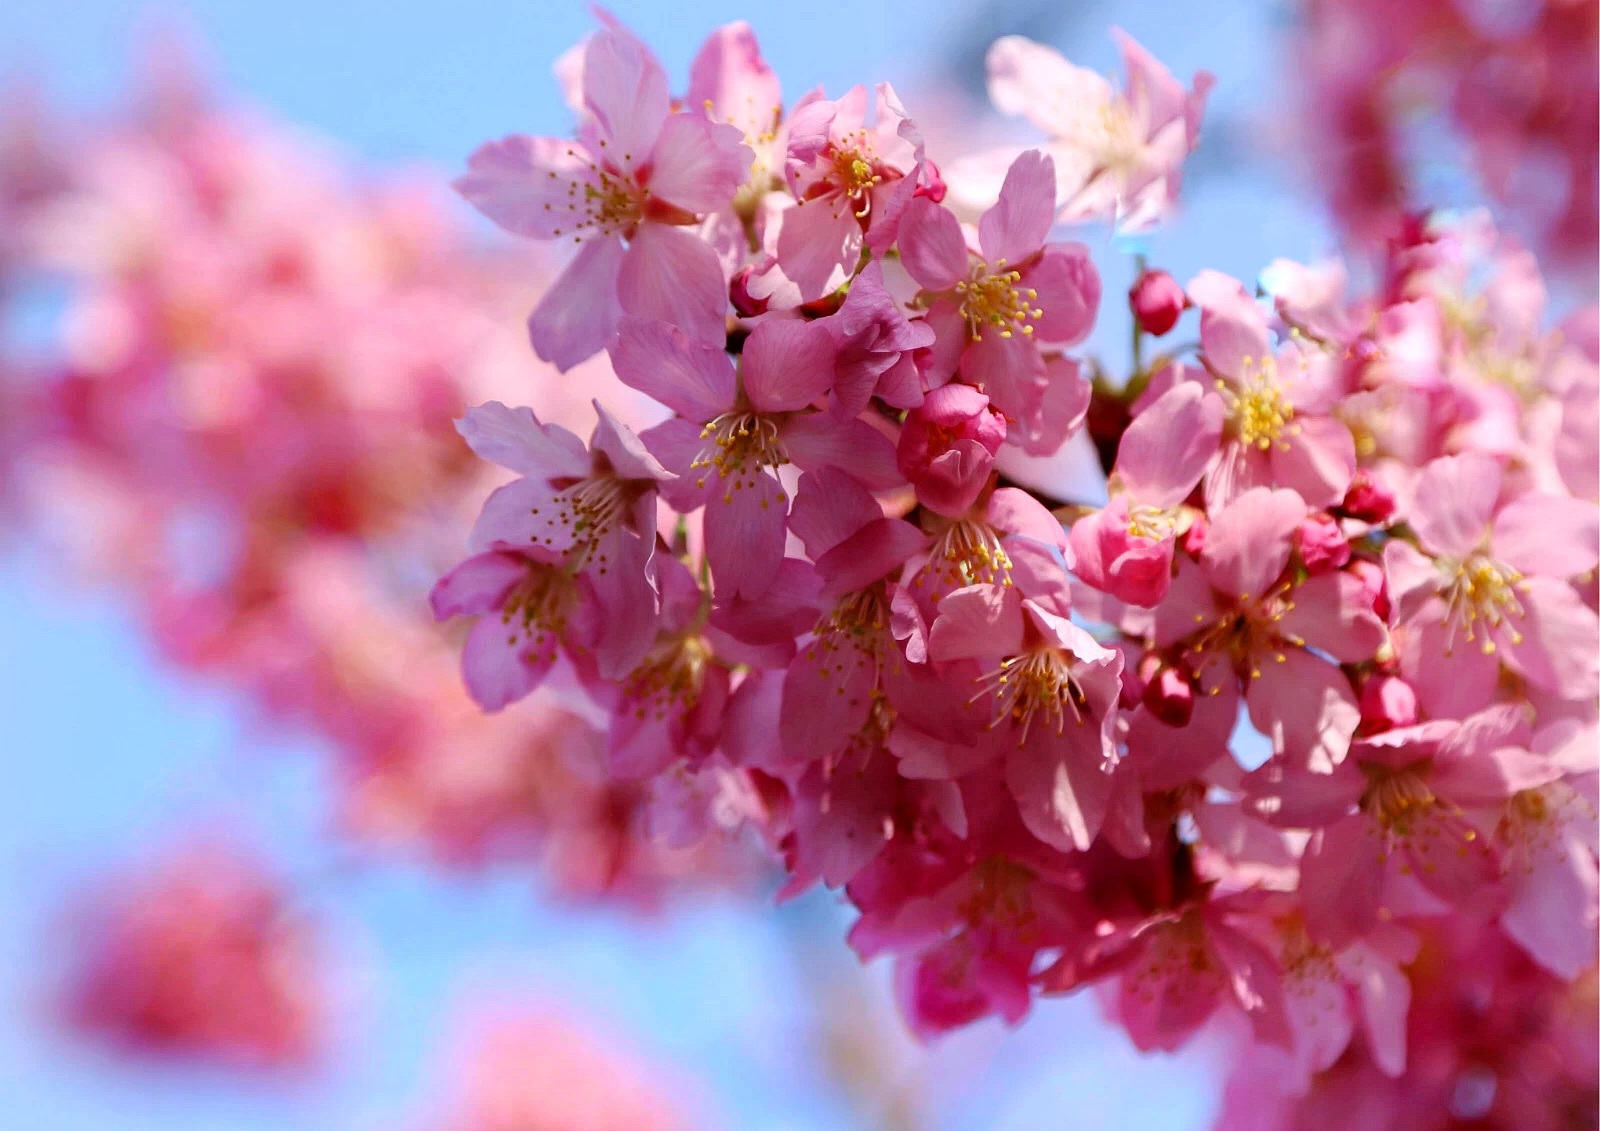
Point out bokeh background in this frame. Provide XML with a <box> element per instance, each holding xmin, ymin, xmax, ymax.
<box><xmin>4</xmin><ymin>0</ymin><xmax>1569</xmax><ymax>1127</ymax></box>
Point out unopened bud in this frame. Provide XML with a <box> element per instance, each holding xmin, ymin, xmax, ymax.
<box><xmin>1142</xmin><ymin>664</ymin><xmax>1195</xmax><ymax>727</ymax></box>
<box><xmin>1346</xmin><ymin>558</ymin><xmax>1391</xmax><ymax>622</ymax></box>
<box><xmin>1341</xmin><ymin>470</ymin><xmax>1397</xmax><ymax>523</ymax></box>
<box><xmin>730</xmin><ymin>265</ymin><xmax>769</xmax><ymax>318</ymax></box>
<box><xmin>1129</xmin><ymin>269</ymin><xmax>1188</xmax><ymax>337</ymax></box>
<box><xmin>1297</xmin><ymin>514</ymin><xmax>1350</xmax><ymax>575</ymax></box>
<box><xmin>1359</xmin><ymin>675</ymin><xmax>1417</xmax><ymax>734</ymax></box>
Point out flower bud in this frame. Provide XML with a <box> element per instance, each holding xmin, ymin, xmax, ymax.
<box><xmin>1181</xmin><ymin>514</ymin><xmax>1208</xmax><ymax>557</ymax></box>
<box><xmin>1296</xmin><ymin>514</ymin><xmax>1350</xmax><ymax>575</ymax></box>
<box><xmin>730</xmin><ymin>265</ymin><xmax>769</xmax><ymax>318</ymax></box>
<box><xmin>1359</xmin><ymin>675</ymin><xmax>1417</xmax><ymax>734</ymax></box>
<box><xmin>1129</xmin><ymin>269</ymin><xmax>1188</xmax><ymax>336</ymax></box>
<box><xmin>896</xmin><ymin>383</ymin><xmax>1007</xmax><ymax>517</ymax></box>
<box><xmin>1346</xmin><ymin>558</ymin><xmax>1391</xmax><ymax>622</ymax></box>
<box><xmin>1142</xmin><ymin>664</ymin><xmax>1195</xmax><ymax>727</ymax></box>
<box><xmin>1341</xmin><ymin>469</ymin><xmax>1396</xmax><ymax>523</ymax></box>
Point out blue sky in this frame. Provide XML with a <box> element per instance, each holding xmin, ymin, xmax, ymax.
<box><xmin>0</xmin><ymin>1</ymin><xmax>1334</xmax><ymax>1127</ymax></box>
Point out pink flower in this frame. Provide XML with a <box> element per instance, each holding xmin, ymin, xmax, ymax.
<box><xmin>1154</xmin><ymin>487</ymin><xmax>1384</xmax><ymax>769</ymax></box>
<box><xmin>1385</xmin><ymin>453</ymin><xmax>1600</xmax><ymax>718</ymax></box>
<box><xmin>63</xmin><ymin>841</ymin><xmax>326</xmax><ymax>1070</ymax></box>
<box><xmin>1296</xmin><ymin>513</ymin><xmax>1350</xmax><ymax>575</ymax></box>
<box><xmin>820</xmin><ymin>260</ymin><xmax>934</xmax><ymax>418</ymax></box>
<box><xmin>896</xmin><ymin>383</ymin><xmax>1007</xmax><ymax>517</ymax></box>
<box><xmin>774</xmin><ymin>82</ymin><xmax>929</xmax><ymax>300</ymax></box>
<box><xmin>986</xmin><ymin>31</ymin><xmax>1214</xmax><ymax>230</ymax></box>
<box><xmin>1494</xmin><ymin>722</ymin><xmax>1599</xmax><ymax>980</ymax></box>
<box><xmin>1250</xmin><ymin>705</ymin><xmax>1540</xmax><ymax>947</ymax></box>
<box><xmin>778</xmin><ymin>467</ymin><xmax>927</xmax><ymax>765</ymax></box>
<box><xmin>899</xmin><ymin>149</ymin><xmax>1100</xmax><ymax>454</ymax></box>
<box><xmin>454</xmin><ymin>400</ymin><xmax>672</xmax><ymax>681</ymax></box>
<box><xmin>1044</xmin><ymin>892</ymin><xmax>1292</xmax><ymax>1053</ymax></box>
<box><xmin>927</xmin><ymin>577</ymin><xmax>1123</xmax><ymax>852</ymax></box>
<box><xmin>1070</xmin><ymin>380</ymin><xmax>1223</xmax><ymax>607</ymax></box>
<box><xmin>611</xmin><ymin>316</ymin><xmax>896</xmax><ymax>601</ymax></box>
<box><xmin>1187</xmin><ymin>270</ymin><xmax>1358</xmax><ymax>510</ymax></box>
<box><xmin>456</xmin><ymin>27</ymin><xmax>753</xmax><ymax>369</ymax></box>
<box><xmin>593</xmin><ymin>553</ymin><xmax>731</xmax><ymax>781</ymax></box>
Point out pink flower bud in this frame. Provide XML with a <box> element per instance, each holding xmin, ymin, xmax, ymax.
<box><xmin>1296</xmin><ymin>514</ymin><xmax>1351</xmax><ymax>574</ymax></box>
<box><xmin>1340</xmin><ymin>469</ymin><xmax>1396</xmax><ymax>523</ymax></box>
<box><xmin>730</xmin><ymin>266</ymin><xmax>769</xmax><ymax>318</ymax></box>
<box><xmin>896</xmin><ymin>383</ymin><xmax>1007</xmax><ymax>517</ymax></box>
<box><xmin>1346</xmin><ymin>558</ymin><xmax>1391</xmax><ymax>622</ymax></box>
<box><xmin>1359</xmin><ymin>675</ymin><xmax>1418</xmax><ymax>734</ymax></box>
<box><xmin>1142</xmin><ymin>664</ymin><xmax>1195</xmax><ymax>727</ymax></box>
<box><xmin>1129</xmin><ymin>269</ymin><xmax>1188</xmax><ymax>336</ymax></box>
<box><xmin>1181</xmin><ymin>514</ymin><xmax>1208</xmax><ymax>557</ymax></box>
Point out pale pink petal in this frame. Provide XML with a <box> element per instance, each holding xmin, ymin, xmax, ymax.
<box><xmin>1278</xmin><ymin>572</ymin><xmax>1386</xmax><ymax>663</ymax></box>
<box><xmin>964</xmin><ymin>330</ymin><xmax>1048</xmax><ymax>430</ymax></box>
<box><xmin>741</xmin><ymin>317</ymin><xmax>836</xmax><ymax>412</ymax></box>
<box><xmin>1336</xmin><ymin>942</ymin><xmax>1410</xmax><ymax>1077</ymax></box>
<box><xmin>529</xmin><ymin>235</ymin><xmax>626</xmax><ymax>371</ymax></box>
<box><xmin>1241</xmin><ymin>759</ymin><xmax>1364</xmax><ymax>827</ymax></box>
<box><xmin>1272</xmin><ymin>415</ymin><xmax>1356</xmax><ymax>508</ymax></box>
<box><xmin>1410</xmin><ymin>453</ymin><xmax>1501</xmax><ymax>558</ymax></box>
<box><xmin>986</xmin><ymin>35</ymin><xmax>1114</xmax><ymax>141</ymax></box>
<box><xmin>1404</xmin><ymin>613</ymin><xmax>1502</xmax><ymax>721</ymax></box>
<box><xmin>1301</xmin><ymin>816</ymin><xmax>1386</xmax><ymax>947</ymax></box>
<box><xmin>1246</xmin><ymin>647</ymin><xmax>1359</xmax><ymax>770</ymax></box>
<box><xmin>781</xmin><ymin>414</ymin><xmax>901</xmax><ymax>490</ymax></box>
<box><xmin>704</xmin><ymin>470</ymin><xmax>788</xmax><ymax>600</ymax></box>
<box><xmin>1188</xmin><ymin>269</ymin><xmax>1272</xmax><ymax>378</ymax></box>
<box><xmin>616</xmin><ymin>224</ymin><xmax>728</xmax><ymax>346</ymax></box>
<box><xmin>590</xmin><ymin>400</ymin><xmax>672</xmax><ymax>482</ymax></box>
<box><xmin>928</xmin><ymin>583</ymin><xmax>1025</xmax><ymax>661</ymax></box>
<box><xmin>462</xmin><ymin>613</ymin><xmax>556</xmax><ymax>711</ymax></box>
<box><xmin>1399</xmin><ymin>807</ymin><xmax>1501</xmax><ymax>912</ymax></box>
<box><xmin>1006</xmin><ymin>724</ymin><xmax>1115</xmax><ymax>852</ymax></box>
<box><xmin>581</xmin><ymin>28</ymin><xmax>670</xmax><ymax>169</ymax></box>
<box><xmin>1209</xmin><ymin>921</ymin><xmax>1293</xmax><ymax>1049</ymax></box>
<box><xmin>455</xmin><ymin>400</ymin><xmax>589</xmax><ymax>479</ymax></box>
<box><xmin>896</xmin><ymin>196</ymin><xmax>969</xmax><ymax>292</ymax></box>
<box><xmin>986</xmin><ymin>486</ymin><xmax>1070</xmax><ymax>550</ymax></box>
<box><xmin>469</xmin><ymin>478</ymin><xmax>569</xmax><ymax>554</ymax></box>
<box><xmin>1491</xmin><ymin>492</ymin><xmax>1600</xmax><ymax>578</ymax></box>
<box><xmin>1202</xmin><ymin>486</ymin><xmax>1306</xmax><ymax>599</ymax></box>
<box><xmin>1116</xmin><ymin>382</ymin><xmax>1224</xmax><ymax>507</ymax></box>
<box><xmin>787</xmin><ymin>466</ymin><xmax>881</xmax><ymax>559</ymax></box>
<box><xmin>454</xmin><ymin>135</ymin><xmax>599</xmax><ymax>238</ymax></box>
<box><xmin>977</xmin><ymin>149</ymin><xmax>1055</xmax><ymax>266</ymax></box>
<box><xmin>1025</xmin><ymin>242</ymin><xmax>1099</xmax><ymax>346</ymax></box>
<box><xmin>644</xmin><ymin>114</ymin><xmax>753</xmax><ymax>214</ymax></box>
<box><xmin>1006</xmin><ymin>353</ymin><xmax>1091</xmax><ymax>457</ymax></box>
<box><xmin>775</xmin><ymin>194</ymin><xmax>861</xmax><ymax>302</ymax></box>
<box><xmin>687</xmin><ymin>22</ymin><xmax>782</xmax><ymax>142</ymax></box>
<box><xmin>815</xmin><ymin>517</ymin><xmax>927</xmax><ymax>599</ymax></box>
<box><xmin>608</xmin><ymin>315</ymin><xmax>735</xmax><ymax>422</ymax></box>
<box><xmin>780</xmin><ymin>635</ymin><xmax>879</xmax><ymax>762</ymax></box>
<box><xmin>1502</xmin><ymin>826</ymin><xmax>1599</xmax><ymax>979</ymax></box>
<box><xmin>586</xmin><ymin>530</ymin><xmax>659</xmax><ymax>679</ymax></box>
<box><xmin>1501</xmin><ymin>575</ymin><xmax>1600</xmax><ymax>700</ymax></box>
<box><xmin>1432</xmin><ymin>745</ymin><xmax>1561</xmax><ymax>808</ymax></box>
<box><xmin>430</xmin><ymin>552</ymin><xmax>528</xmax><ymax>621</ymax></box>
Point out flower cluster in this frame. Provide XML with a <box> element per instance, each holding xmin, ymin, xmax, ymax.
<box><xmin>1294</xmin><ymin>0</ymin><xmax>1598</xmax><ymax>272</ymax></box>
<box><xmin>444</xmin><ymin>17</ymin><xmax>1598</xmax><ymax>1092</ymax></box>
<box><xmin>0</xmin><ymin>63</ymin><xmax>748</xmax><ymax>904</ymax></box>
<box><xmin>58</xmin><ymin>840</ymin><xmax>327</xmax><ymax>1069</ymax></box>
